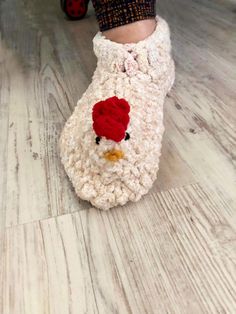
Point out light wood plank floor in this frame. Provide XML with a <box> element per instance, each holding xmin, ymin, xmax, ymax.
<box><xmin>0</xmin><ymin>0</ymin><xmax>236</xmax><ymax>312</ymax></box>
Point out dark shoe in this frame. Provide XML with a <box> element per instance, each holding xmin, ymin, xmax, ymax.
<box><xmin>61</xmin><ymin>0</ymin><xmax>89</xmax><ymax>20</ymax></box>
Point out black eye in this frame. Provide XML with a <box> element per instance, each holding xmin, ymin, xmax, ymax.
<box><xmin>95</xmin><ymin>136</ymin><xmax>101</xmax><ymax>145</ymax></box>
<box><xmin>125</xmin><ymin>132</ymin><xmax>130</xmax><ymax>141</ymax></box>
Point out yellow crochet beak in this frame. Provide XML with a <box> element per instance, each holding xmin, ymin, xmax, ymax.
<box><xmin>103</xmin><ymin>149</ymin><xmax>124</xmax><ymax>162</ymax></box>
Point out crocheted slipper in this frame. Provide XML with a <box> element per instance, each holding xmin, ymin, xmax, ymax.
<box><xmin>59</xmin><ymin>15</ymin><xmax>175</xmax><ymax>210</ymax></box>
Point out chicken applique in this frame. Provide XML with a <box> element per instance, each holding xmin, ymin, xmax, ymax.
<box><xmin>92</xmin><ymin>96</ymin><xmax>131</xmax><ymax>161</ymax></box>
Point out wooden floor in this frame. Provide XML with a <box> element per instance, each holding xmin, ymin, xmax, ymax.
<box><xmin>0</xmin><ymin>0</ymin><xmax>236</xmax><ymax>312</ymax></box>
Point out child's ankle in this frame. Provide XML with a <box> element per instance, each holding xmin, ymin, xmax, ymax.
<box><xmin>102</xmin><ymin>18</ymin><xmax>157</xmax><ymax>44</ymax></box>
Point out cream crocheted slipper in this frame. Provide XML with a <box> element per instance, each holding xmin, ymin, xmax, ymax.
<box><xmin>59</xmin><ymin>15</ymin><xmax>175</xmax><ymax>210</ymax></box>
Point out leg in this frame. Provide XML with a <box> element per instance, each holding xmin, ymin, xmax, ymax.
<box><xmin>59</xmin><ymin>1</ymin><xmax>175</xmax><ymax>210</ymax></box>
<box><xmin>92</xmin><ymin>0</ymin><xmax>156</xmax><ymax>43</ymax></box>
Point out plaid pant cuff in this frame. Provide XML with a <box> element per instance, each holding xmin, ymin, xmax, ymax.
<box><xmin>92</xmin><ymin>0</ymin><xmax>156</xmax><ymax>32</ymax></box>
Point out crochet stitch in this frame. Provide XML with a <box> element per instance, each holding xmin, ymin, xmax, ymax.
<box><xmin>59</xmin><ymin>15</ymin><xmax>175</xmax><ymax>210</ymax></box>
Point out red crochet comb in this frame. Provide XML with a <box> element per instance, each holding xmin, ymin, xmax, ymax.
<box><xmin>92</xmin><ymin>96</ymin><xmax>130</xmax><ymax>142</ymax></box>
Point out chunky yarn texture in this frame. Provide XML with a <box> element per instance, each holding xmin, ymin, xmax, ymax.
<box><xmin>59</xmin><ymin>15</ymin><xmax>175</xmax><ymax>210</ymax></box>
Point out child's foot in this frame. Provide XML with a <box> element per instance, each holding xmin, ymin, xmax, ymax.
<box><xmin>59</xmin><ymin>16</ymin><xmax>175</xmax><ymax>210</ymax></box>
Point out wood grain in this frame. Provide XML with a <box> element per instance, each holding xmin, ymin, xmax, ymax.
<box><xmin>1</xmin><ymin>184</ymin><xmax>236</xmax><ymax>314</ymax></box>
<box><xmin>0</xmin><ymin>0</ymin><xmax>236</xmax><ymax>312</ymax></box>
